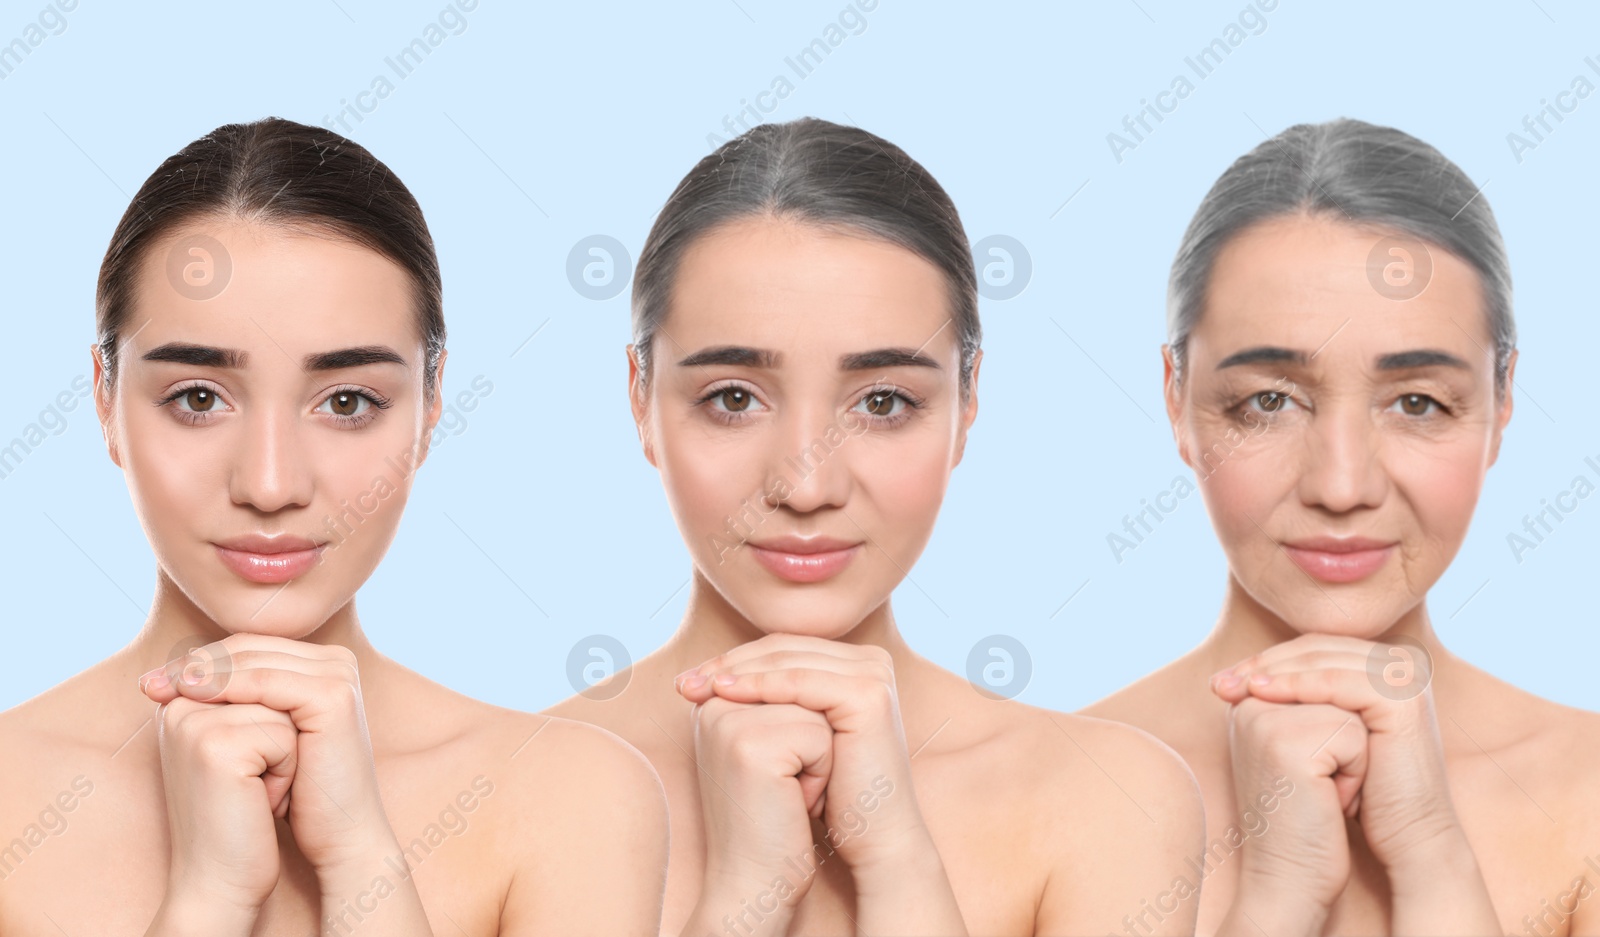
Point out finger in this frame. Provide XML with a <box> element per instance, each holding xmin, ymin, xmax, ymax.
<box><xmin>151</xmin><ymin>659</ymin><xmax>361</xmax><ymax>735</ymax></box>
<box><xmin>677</xmin><ymin>650</ymin><xmax>890</xmax><ymax>704</ymax></box>
<box><xmin>146</xmin><ymin>649</ymin><xmax>357</xmax><ymax>705</ymax></box>
<box><xmin>706</xmin><ymin>667</ymin><xmax>893</xmax><ymax>734</ymax></box>
<box><xmin>1221</xmin><ymin>634</ymin><xmax>1376</xmax><ymax>675</ymax></box>
<box><xmin>682</xmin><ymin>635</ymin><xmax>888</xmax><ymax>684</ymax></box>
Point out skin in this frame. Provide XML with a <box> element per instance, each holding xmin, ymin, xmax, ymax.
<box><xmin>0</xmin><ymin>219</ymin><xmax>667</xmax><ymax>936</ymax></box>
<box><xmin>548</xmin><ymin>215</ymin><xmax>1205</xmax><ymax>936</ymax></box>
<box><xmin>1083</xmin><ymin>212</ymin><xmax>1600</xmax><ymax>936</ymax></box>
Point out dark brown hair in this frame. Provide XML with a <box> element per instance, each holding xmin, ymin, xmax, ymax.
<box><xmin>95</xmin><ymin>117</ymin><xmax>446</xmax><ymax>399</ymax></box>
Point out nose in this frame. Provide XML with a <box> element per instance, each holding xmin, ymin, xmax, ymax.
<box><xmin>227</xmin><ymin>404</ymin><xmax>314</xmax><ymax>514</ymax></box>
<box><xmin>1295</xmin><ymin>398</ymin><xmax>1389</xmax><ymax>514</ymax></box>
<box><xmin>768</xmin><ymin>399</ymin><xmax>855</xmax><ymax>515</ymax></box>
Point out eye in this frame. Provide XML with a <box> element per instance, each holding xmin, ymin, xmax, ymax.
<box><xmin>697</xmin><ymin>384</ymin><xmax>767</xmax><ymax>419</ymax></box>
<box><xmin>1245</xmin><ymin>390</ymin><xmax>1298</xmax><ymax>414</ymax></box>
<box><xmin>316</xmin><ymin>387</ymin><xmax>389</xmax><ymax>424</ymax></box>
<box><xmin>1391</xmin><ymin>393</ymin><xmax>1441</xmax><ymax>417</ymax></box>
<box><xmin>855</xmin><ymin>389</ymin><xmax>907</xmax><ymax>418</ymax></box>
<box><xmin>177</xmin><ymin>387</ymin><xmax>220</xmax><ymax>412</ymax></box>
<box><xmin>713</xmin><ymin>387</ymin><xmax>756</xmax><ymax>413</ymax></box>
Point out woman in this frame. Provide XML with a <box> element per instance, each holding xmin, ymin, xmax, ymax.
<box><xmin>0</xmin><ymin>118</ymin><xmax>667</xmax><ymax>935</ymax></box>
<box><xmin>1084</xmin><ymin>118</ymin><xmax>1600</xmax><ymax>935</ymax></box>
<box><xmin>548</xmin><ymin>117</ymin><xmax>1204</xmax><ymax>936</ymax></box>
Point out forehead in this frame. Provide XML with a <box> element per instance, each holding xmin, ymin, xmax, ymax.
<box><xmin>1193</xmin><ymin>213</ymin><xmax>1494</xmax><ymax>365</ymax></box>
<box><xmin>126</xmin><ymin>220</ymin><xmax>420</xmax><ymax>359</ymax></box>
<box><xmin>662</xmin><ymin>216</ymin><xmax>958</xmax><ymax>360</ymax></box>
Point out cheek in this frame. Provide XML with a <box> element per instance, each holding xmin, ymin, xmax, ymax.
<box><xmin>1389</xmin><ymin>440</ymin><xmax>1486</xmax><ymax>548</ymax></box>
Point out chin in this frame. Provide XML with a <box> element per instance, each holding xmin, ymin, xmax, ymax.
<box><xmin>724</xmin><ymin>586</ymin><xmax>878</xmax><ymax>639</ymax></box>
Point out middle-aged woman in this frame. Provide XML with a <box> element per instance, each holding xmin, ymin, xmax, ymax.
<box><xmin>549</xmin><ymin>117</ymin><xmax>1204</xmax><ymax>937</ymax></box>
<box><xmin>0</xmin><ymin>117</ymin><xmax>667</xmax><ymax>936</ymax></box>
<box><xmin>1085</xmin><ymin>117</ymin><xmax>1600</xmax><ymax>936</ymax></box>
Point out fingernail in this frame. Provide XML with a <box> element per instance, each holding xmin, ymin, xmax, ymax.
<box><xmin>138</xmin><ymin>667</ymin><xmax>169</xmax><ymax>691</ymax></box>
<box><xmin>181</xmin><ymin>664</ymin><xmax>205</xmax><ymax>685</ymax></box>
<box><xmin>1215</xmin><ymin>674</ymin><xmax>1243</xmax><ymax>692</ymax></box>
<box><xmin>1249</xmin><ymin>673</ymin><xmax>1272</xmax><ymax>687</ymax></box>
<box><xmin>713</xmin><ymin>673</ymin><xmax>737</xmax><ymax>687</ymax></box>
<box><xmin>676</xmin><ymin>670</ymin><xmax>707</xmax><ymax>691</ymax></box>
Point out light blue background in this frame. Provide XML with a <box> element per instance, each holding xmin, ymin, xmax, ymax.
<box><xmin>1</xmin><ymin>0</ymin><xmax>1595</xmax><ymax>714</ymax></box>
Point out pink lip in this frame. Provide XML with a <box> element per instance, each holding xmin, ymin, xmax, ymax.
<box><xmin>212</xmin><ymin>534</ymin><xmax>325</xmax><ymax>585</ymax></box>
<box><xmin>747</xmin><ymin>535</ymin><xmax>863</xmax><ymax>584</ymax></box>
<box><xmin>1281</xmin><ymin>537</ymin><xmax>1397</xmax><ymax>584</ymax></box>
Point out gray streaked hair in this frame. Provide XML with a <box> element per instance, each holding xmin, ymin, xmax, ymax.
<box><xmin>1167</xmin><ymin>118</ymin><xmax>1515</xmax><ymax>391</ymax></box>
<box><xmin>631</xmin><ymin>117</ymin><xmax>980</xmax><ymax>397</ymax></box>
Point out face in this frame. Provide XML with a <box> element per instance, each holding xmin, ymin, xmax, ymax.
<box><xmin>631</xmin><ymin>216</ymin><xmax>978</xmax><ymax>637</ymax></box>
<box><xmin>94</xmin><ymin>219</ymin><xmax>443</xmax><ymax>636</ymax></box>
<box><xmin>1165</xmin><ymin>212</ymin><xmax>1514</xmax><ymax>636</ymax></box>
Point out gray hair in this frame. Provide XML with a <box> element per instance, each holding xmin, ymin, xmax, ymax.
<box><xmin>1167</xmin><ymin>118</ymin><xmax>1515</xmax><ymax>391</ymax></box>
<box><xmin>631</xmin><ymin>117</ymin><xmax>980</xmax><ymax>397</ymax></box>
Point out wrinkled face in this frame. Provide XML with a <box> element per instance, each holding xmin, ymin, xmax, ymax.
<box><xmin>96</xmin><ymin>219</ymin><xmax>442</xmax><ymax>636</ymax></box>
<box><xmin>1167</xmin><ymin>213</ymin><xmax>1514</xmax><ymax>636</ymax></box>
<box><xmin>632</xmin><ymin>216</ymin><xmax>978</xmax><ymax>637</ymax></box>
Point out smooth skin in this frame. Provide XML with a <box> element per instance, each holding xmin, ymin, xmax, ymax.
<box><xmin>0</xmin><ymin>220</ymin><xmax>667</xmax><ymax>936</ymax></box>
<box><xmin>1084</xmin><ymin>213</ymin><xmax>1600</xmax><ymax>936</ymax></box>
<box><xmin>549</xmin><ymin>216</ymin><xmax>1205</xmax><ymax>936</ymax></box>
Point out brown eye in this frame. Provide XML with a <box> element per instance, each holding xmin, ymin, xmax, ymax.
<box><xmin>1397</xmin><ymin>394</ymin><xmax>1434</xmax><ymax>416</ymax></box>
<box><xmin>1256</xmin><ymin>391</ymin><xmax>1286</xmax><ymax>412</ymax></box>
<box><xmin>719</xmin><ymin>388</ymin><xmax>752</xmax><ymax>412</ymax></box>
<box><xmin>864</xmin><ymin>392</ymin><xmax>895</xmax><ymax>416</ymax></box>
<box><xmin>184</xmin><ymin>388</ymin><xmax>217</xmax><ymax>411</ymax></box>
<box><xmin>329</xmin><ymin>391</ymin><xmax>360</xmax><ymax>417</ymax></box>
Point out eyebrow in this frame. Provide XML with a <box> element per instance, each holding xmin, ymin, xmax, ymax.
<box><xmin>1215</xmin><ymin>346</ymin><xmax>1307</xmax><ymax>370</ymax></box>
<box><xmin>675</xmin><ymin>346</ymin><xmax>942</xmax><ymax>371</ymax></box>
<box><xmin>1375</xmin><ymin>349</ymin><xmax>1471</xmax><ymax>371</ymax></box>
<box><xmin>140</xmin><ymin>342</ymin><xmax>408</xmax><ymax>371</ymax></box>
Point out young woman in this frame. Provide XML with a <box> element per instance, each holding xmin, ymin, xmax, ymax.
<box><xmin>548</xmin><ymin>117</ymin><xmax>1204</xmax><ymax>936</ymax></box>
<box><xmin>0</xmin><ymin>118</ymin><xmax>667</xmax><ymax>935</ymax></box>
<box><xmin>1084</xmin><ymin>118</ymin><xmax>1600</xmax><ymax>936</ymax></box>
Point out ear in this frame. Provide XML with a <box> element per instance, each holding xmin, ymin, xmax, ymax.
<box><xmin>416</xmin><ymin>348</ymin><xmax>448</xmax><ymax>467</ymax></box>
<box><xmin>91</xmin><ymin>342</ymin><xmax>122</xmax><ymax>468</ymax></box>
<box><xmin>1486</xmin><ymin>348</ymin><xmax>1516</xmax><ymax>468</ymax></box>
<box><xmin>627</xmin><ymin>344</ymin><xmax>657</xmax><ymax>468</ymax></box>
<box><xmin>951</xmin><ymin>349</ymin><xmax>981</xmax><ymax>468</ymax></box>
<box><xmin>1162</xmin><ymin>344</ymin><xmax>1192</xmax><ymax>468</ymax></box>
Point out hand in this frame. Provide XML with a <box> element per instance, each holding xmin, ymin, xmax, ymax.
<box><xmin>1219</xmin><ymin>693</ymin><xmax>1368</xmax><ymax>928</ymax></box>
<box><xmin>146</xmin><ymin>693</ymin><xmax>297</xmax><ymax>934</ymax></box>
<box><xmin>142</xmin><ymin>635</ymin><xmax>399</xmax><ymax>894</ymax></box>
<box><xmin>681</xmin><ymin>694</ymin><xmax>834</xmax><ymax>935</ymax></box>
<box><xmin>1215</xmin><ymin>634</ymin><xmax>1462</xmax><ymax>871</ymax></box>
<box><xmin>680</xmin><ymin>635</ymin><xmax>967</xmax><ymax>936</ymax></box>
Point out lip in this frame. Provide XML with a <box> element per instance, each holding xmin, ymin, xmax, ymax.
<box><xmin>1281</xmin><ymin>537</ymin><xmax>1398</xmax><ymax>584</ymax></box>
<box><xmin>746</xmin><ymin>535</ymin><xmax>863</xmax><ymax>584</ymax></box>
<box><xmin>212</xmin><ymin>534</ymin><xmax>326</xmax><ymax>585</ymax></box>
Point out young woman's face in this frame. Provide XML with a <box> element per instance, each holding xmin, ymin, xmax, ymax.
<box><xmin>1167</xmin><ymin>213</ymin><xmax>1513</xmax><ymax>636</ymax></box>
<box><xmin>633</xmin><ymin>216</ymin><xmax>978</xmax><ymax>637</ymax></box>
<box><xmin>95</xmin><ymin>219</ymin><xmax>442</xmax><ymax>636</ymax></box>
